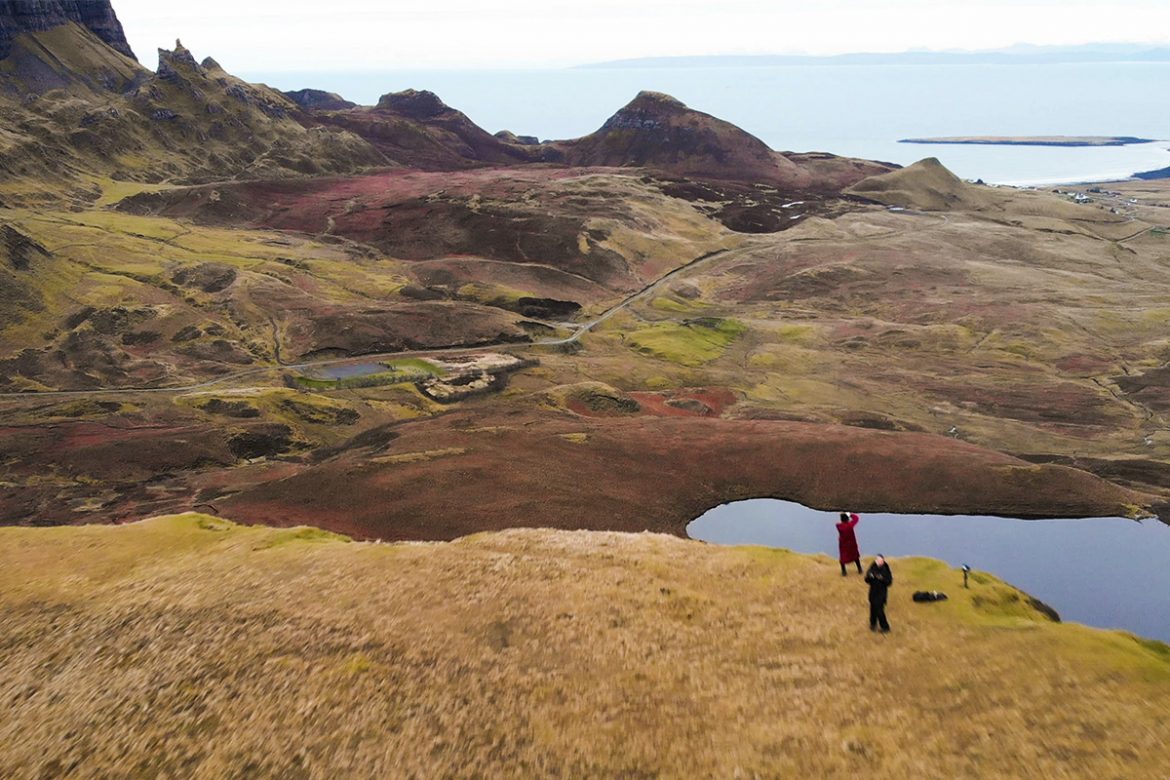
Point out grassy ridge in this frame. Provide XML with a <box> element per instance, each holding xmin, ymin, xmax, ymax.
<box><xmin>1</xmin><ymin>515</ymin><xmax>1167</xmax><ymax>777</ymax></box>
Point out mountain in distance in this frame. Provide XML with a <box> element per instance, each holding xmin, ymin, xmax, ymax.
<box><xmin>297</xmin><ymin>87</ymin><xmax>558</xmax><ymax>170</ymax></box>
<box><xmin>552</xmin><ymin>90</ymin><xmax>889</xmax><ymax>190</ymax></box>
<box><xmin>0</xmin><ymin>5</ymin><xmax>894</xmax><ymax>207</ymax></box>
<box><xmin>579</xmin><ymin>42</ymin><xmax>1170</xmax><ymax>69</ymax></box>
<box><xmin>0</xmin><ymin>15</ymin><xmax>385</xmax><ymax>200</ymax></box>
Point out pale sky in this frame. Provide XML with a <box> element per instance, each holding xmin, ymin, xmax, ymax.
<box><xmin>112</xmin><ymin>0</ymin><xmax>1170</xmax><ymax>71</ymax></box>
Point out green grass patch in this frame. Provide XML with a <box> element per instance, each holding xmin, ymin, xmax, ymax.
<box><xmin>384</xmin><ymin>358</ymin><xmax>443</xmax><ymax>376</ymax></box>
<box><xmin>253</xmin><ymin>526</ymin><xmax>351</xmax><ymax>550</ymax></box>
<box><xmin>294</xmin><ymin>359</ymin><xmax>442</xmax><ymax>391</ymax></box>
<box><xmin>292</xmin><ymin>375</ymin><xmax>337</xmax><ymax>390</ymax></box>
<box><xmin>1133</xmin><ymin>635</ymin><xmax>1170</xmax><ymax>660</ymax></box>
<box><xmin>295</xmin><ymin>372</ymin><xmax>404</xmax><ymax>391</ymax></box>
<box><xmin>650</xmin><ymin>295</ymin><xmax>703</xmax><ymax>314</ymax></box>
<box><xmin>56</xmin><ymin>210</ymin><xmax>190</xmax><ymax>242</ymax></box>
<box><xmin>457</xmin><ymin>282</ymin><xmax>529</xmax><ymax>306</ymax></box>
<box><xmin>627</xmin><ymin>317</ymin><xmax>747</xmax><ymax>366</ymax></box>
<box><xmin>773</xmin><ymin>323</ymin><xmax>814</xmax><ymax>343</ymax></box>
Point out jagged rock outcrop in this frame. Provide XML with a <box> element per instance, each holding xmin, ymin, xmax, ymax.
<box><xmin>0</xmin><ymin>0</ymin><xmax>134</xmax><ymax>60</ymax></box>
<box><xmin>376</xmin><ymin>88</ymin><xmax>447</xmax><ymax>118</ymax></box>
<box><xmin>117</xmin><ymin>40</ymin><xmax>385</xmax><ymax>179</ymax></box>
<box><xmin>154</xmin><ymin>39</ymin><xmax>201</xmax><ymax>81</ymax></box>
<box><xmin>283</xmin><ymin>88</ymin><xmax>356</xmax><ymax>111</ymax></box>
<box><xmin>0</xmin><ymin>32</ymin><xmax>386</xmax><ymax>202</ymax></box>
<box><xmin>0</xmin><ymin>4</ymin><xmax>887</xmax><ymax>200</ymax></box>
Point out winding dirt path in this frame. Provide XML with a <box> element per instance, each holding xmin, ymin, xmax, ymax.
<box><xmin>0</xmin><ymin>243</ymin><xmax>749</xmax><ymax>400</ymax></box>
<box><xmin>0</xmin><ymin>208</ymin><xmax>949</xmax><ymax>401</ymax></box>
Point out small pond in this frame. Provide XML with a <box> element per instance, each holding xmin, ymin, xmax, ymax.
<box><xmin>311</xmin><ymin>362</ymin><xmax>387</xmax><ymax>381</ymax></box>
<box><xmin>688</xmin><ymin>500</ymin><xmax>1170</xmax><ymax>642</ymax></box>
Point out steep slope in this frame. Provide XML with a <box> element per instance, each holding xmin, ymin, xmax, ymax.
<box><xmin>556</xmin><ymin>91</ymin><xmax>810</xmax><ymax>186</ymax></box>
<box><xmin>123</xmin><ymin>43</ymin><xmax>385</xmax><ymax>181</ymax></box>
<box><xmin>0</xmin><ymin>15</ymin><xmax>143</xmax><ymax>95</ymax></box>
<box><xmin>0</xmin><ymin>0</ymin><xmax>134</xmax><ymax>60</ymax></box>
<box><xmin>0</xmin><ymin>32</ymin><xmax>386</xmax><ymax>202</ymax></box>
<box><xmin>555</xmin><ymin>91</ymin><xmax>892</xmax><ymax>191</ymax></box>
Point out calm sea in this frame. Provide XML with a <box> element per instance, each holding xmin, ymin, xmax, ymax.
<box><xmin>248</xmin><ymin>62</ymin><xmax>1170</xmax><ymax>185</ymax></box>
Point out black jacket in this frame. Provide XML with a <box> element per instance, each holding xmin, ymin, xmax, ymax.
<box><xmin>865</xmin><ymin>562</ymin><xmax>893</xmax><ymax>603</ymax></box>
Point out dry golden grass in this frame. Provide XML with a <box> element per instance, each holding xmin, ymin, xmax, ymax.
<box><xmin>1</xmin><ymin>515</ymin><xmax>1167</xmax><ymax>778</ymax></box>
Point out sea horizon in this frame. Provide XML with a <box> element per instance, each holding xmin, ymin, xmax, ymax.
<box><xmin>246</xmin><ymin>61</ymin><xmax>1170</xmax><ymax>185</ymax></box>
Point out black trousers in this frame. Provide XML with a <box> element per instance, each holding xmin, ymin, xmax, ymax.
<box><xmin>841</xmin><ymin>559</ymin><xmax>862</xmax><ymax>575</ymax></box>
<box><xmin>869</xmin><ymin>599</ymin><xmax>890</xmax><ymax>631</ymax></box>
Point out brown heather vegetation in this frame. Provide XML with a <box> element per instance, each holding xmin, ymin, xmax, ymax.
<box><xmin>1</xmin><ymin>514</ymin><xmax>1168</xmax><ymax>778</ymax></box>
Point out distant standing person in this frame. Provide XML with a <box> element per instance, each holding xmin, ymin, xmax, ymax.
<box><xmin>836</xmin><ymin>512</ymin><xmax>862</xmax><ymax>576</ymax></box>
<box><xmin>865</xmin><ymin>555</ymin><xmax>893</xmax><ymax>633</ymax></box>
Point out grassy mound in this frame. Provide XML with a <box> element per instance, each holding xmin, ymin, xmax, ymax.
<box><xmin>1</xmin><ymin>515</ymin><xmax>1167</xmax><ymax>777</ymax></box>
<box><xmin>847</xmin><ymin>157</ymin><xmax>1000</xmax><ymax>211</ymax></box>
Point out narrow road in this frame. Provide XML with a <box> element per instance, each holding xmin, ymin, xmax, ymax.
<box><xmin>0</xmin><ymin>243</ymin><xmax>749</xmax><ymax>400</ymax></box>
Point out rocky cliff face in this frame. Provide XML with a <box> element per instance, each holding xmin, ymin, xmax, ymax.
<box><xmin>0</xmin><ymin>0</ymin><xmax>135</xmax><ymax>60</ymax></box>
<box><xmin>283</xmin><ymin>88</ymin><xmax>356</xmax><ymax>111</ymax></box>
<box><xmin>0</xmin><ymin>33</ymin><xmax>387</xmax><ymax>203</ymax></box>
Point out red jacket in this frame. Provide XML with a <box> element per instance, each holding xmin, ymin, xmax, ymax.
<box><xmin>836</xmin><ymin>513</ymin><xmax>860</xmax><ymax>563</ymax></box>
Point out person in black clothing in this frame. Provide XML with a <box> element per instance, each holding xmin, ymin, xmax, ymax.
<box><xmin>864</xmin><ymin>555</ymin><xmax>893</xmax><ymax>632</ymax></box>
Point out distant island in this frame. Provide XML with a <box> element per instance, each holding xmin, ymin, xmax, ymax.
<box><xmin>900</xmin><ymin>136</ymin><xmax>1156</xmax><ymax>147</ymax></box>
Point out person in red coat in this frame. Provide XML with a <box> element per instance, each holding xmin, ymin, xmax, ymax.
<box><xmin>836</xmin><ymin>512</ymin><xmax>862</xmax><ymax>576</ymax></box>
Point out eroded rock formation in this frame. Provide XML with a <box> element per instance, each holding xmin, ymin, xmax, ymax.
<box><xmin>0</xmin><ymin>0</ymin><xmax>134</xmax><ymax>60</ymax></box>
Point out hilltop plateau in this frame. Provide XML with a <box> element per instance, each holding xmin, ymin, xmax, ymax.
<box><xmin>1</xmin><ymin>515</ymin><xmax>1168</xmax><ymax>777</ymax></box>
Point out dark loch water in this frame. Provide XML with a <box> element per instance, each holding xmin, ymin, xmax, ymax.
<box><xmin>688</xmin><ymin>500</ymin><xmax>1170</xmax><ymax>642</ymax></box>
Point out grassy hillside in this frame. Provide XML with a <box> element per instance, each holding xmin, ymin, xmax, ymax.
<box><xmin>4</xmin><ymin>171</ymin><xmax>1170</xmax><ymax>535</ymax></box>
<box><xmin>1</xmin><ymin>514</ymin><xmax>1167</xmax><ymax>777</ymax></box>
